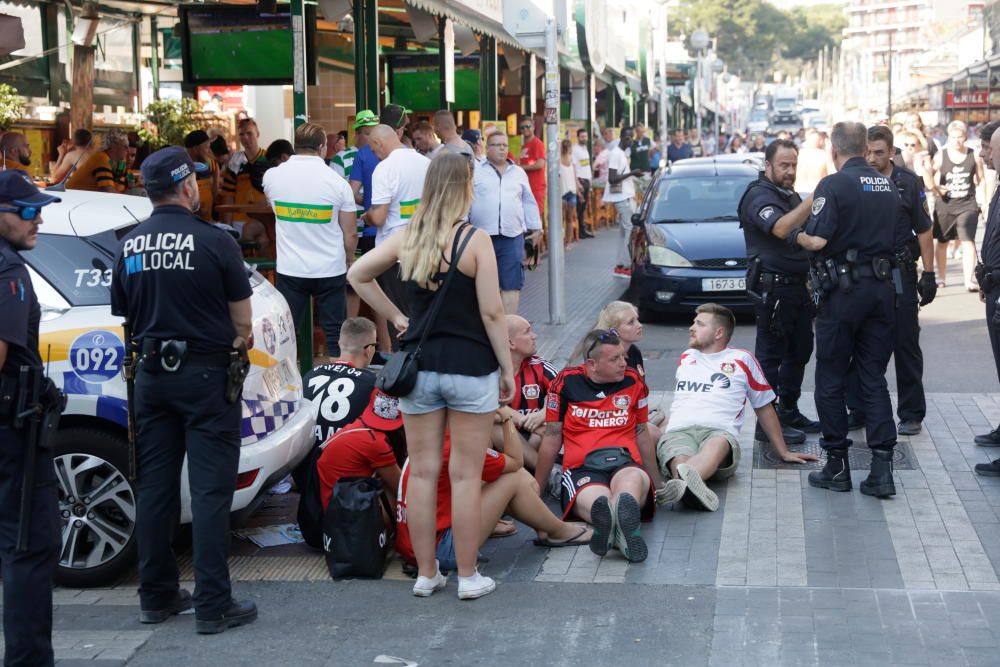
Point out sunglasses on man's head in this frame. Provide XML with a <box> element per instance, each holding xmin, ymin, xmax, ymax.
<box><xmin>586</xmin><ymin>330</ymin><xmax>621</xmax><ymax>359</ymax></box>
<box><xmin>520</xmin><ymin>124</ymin><xmax>532</xmax><ymax>130</ymax></box>
<box><xmin>0</xmin><ymin>206</ymin><xmax>40</xmax><ymax>221</ymax></box>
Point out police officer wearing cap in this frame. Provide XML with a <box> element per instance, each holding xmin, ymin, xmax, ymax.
<box><xmin>787</xmin><ymin>121</ymin><xmax>900</xmax><ymax>499</ymax></box>
<box><xmin>0</xmin><ymin>170</ymin><xmax>63</xmax><ymax>666</ymax></box>
<box><xmin>110</xmin><ymin>147</ymin><xmax>257</xmax><ymax>634</ymax></box>
<box><xmin>845</xmin><ymin>126</ymin><xmax>937</xmax><ymax>437</ymax></box>
<box><xmin>738</xmin><ymin>139</ymin><xmax>820</xmax><ymax>447</ymax></box>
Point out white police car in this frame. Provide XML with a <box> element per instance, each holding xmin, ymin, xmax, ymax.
<box><xmin>23</xmin><ymin>189</ymin><xmax>315</xmax><ymax>586</ymax></box>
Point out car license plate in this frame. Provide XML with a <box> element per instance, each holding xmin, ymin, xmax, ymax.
<box><xmin>702</xmin><ymin>278</ymin><xmax>745</xmax><ymax>292</ymax></box>
<box><xmin>262</xmin><ymin>364</ymin><xmax>284</xmax><ymax>400</ymax></box>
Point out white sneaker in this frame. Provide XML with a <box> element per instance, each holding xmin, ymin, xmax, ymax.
<box><xmin>457</xmin><ymin>570</ymin><xmax>496</xmax><ymax>600</ymax></box>
<box><xmin>412</xmin><ymin>561</ymin><xmax>447</xmax><ymax>597</ymax></box>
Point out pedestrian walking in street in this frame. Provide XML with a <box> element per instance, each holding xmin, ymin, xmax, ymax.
<box><xmin>970</xmin><ymin>122</ymin><xmax>1000</xmax><ymax>468</ymax></box>
<box><xmin>110</xmin><ymin>147</ymin><xmax>258</xmax><ymax>634</ymax></box>
<box><xmin>0</xmin><ymin>171</ymin><xmax>64</xmax><ymax>667</ymax></box>
<box><xmin>931</xmin><ymin>120</ymin><xmax>983</xmax><ymax>291</ymax></box>
<box><xmin>845</xmin><ymin>126</ymin><xmax>937</xmax><ymax>437</ymax></box>
<box><xmin>263</xmin><ymin>122</ymin><xmax>357</xmax><ymax>359</ymax></box>
<box><xmin>572</xmin><ymin>128</ymin><xmax>594</xmax><ymax>239</ymax></box>
<box><xmin>468</xmin><ymin>130</ymin><xmax>541</xmax><ymax>315</ymax></box>
<box><xmin>348</xmin><ymin>151</ymin><xmax>515</xmax><ymax>600</ymax></box>
<box><xmin>666</xmin><ymin>129</ymin><xmax>693</xmax><ymax>163</ymax></box>
<box><xmin>603</xmin><ymin>126</ymin><xmax>642</xmax><ymax>279</ymax></box>
<box><xmin>794</xmin><ymin>129</ymin><xmax>829</xmax><ymax>197</ymax></box>
<box><xmin>518</xmin><ymin>118</ymin><xmax>547</xmax><ymax>223</ymax></box>
<box><xmin>737</xmin><ymin>138</ymin><xmax>817</xmax><ymax>446</ymax></box>
<box><xmin>688</xmin><ymin>128</ymin><xmax>706</xmax><ymax>158</ymax></box>
<box><xmin>366</xmin><ymin>124</ymin><xmax>431</xmax><ymax>322</ymax></box>
<box><xmin>786</xmin><ymin>122</ymin><xmax>900</xmax><ymax>498</ymax></box>
<box><xmin>631</xmin><ymin>124</ymin><xmax>655</xmax><ymax>194</ymax></box>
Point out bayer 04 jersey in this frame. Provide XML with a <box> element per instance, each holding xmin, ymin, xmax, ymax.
<box><xmin>302</xmin><ymin>362</ymin><xmax>377</xmax><ymax>446</ymax></box>
<box><xmin>511</xmin><ymin>355</ymin><xmax>558</xmax><ymax>415</ymax></box>
<box><xmin>545</xmin><ymin>365</ymin><xmax>649</xmax><ymax>470</ymax></box>
<box><xmin>666</xmin><ymin>347</ymin><xmax>776</xmax><ymax>441</ymax></box>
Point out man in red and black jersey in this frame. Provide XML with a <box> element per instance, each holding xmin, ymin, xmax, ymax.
<box><xmin>536</xmin><ymin>330</ymin><xmax>664</xmax><ymax>563</ymax></box>
<box><xmin>492</xmin><ymin>315</ymin><xmax>558</xmax><ymax>469</ymax></box>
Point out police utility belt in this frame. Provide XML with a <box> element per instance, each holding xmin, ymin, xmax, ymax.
<box><xmin>977</xmin><ymin>263</ymin><xmax>1000</xmax><ymax>292</ymax></box>
<box><xmin>809</xmin><ymin>250</ymin><xmax>894</xmax><ymax>298</ymax></box>
<box><xmin>138</xmin><ymin>339</ymin><xmax>250</xmax><ymax>404</ymax></box>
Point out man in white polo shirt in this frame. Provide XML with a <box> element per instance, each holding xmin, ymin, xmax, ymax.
<box><xmin>603</xmin><ymin>126</ymin><xmax>642</xmax><ymax>279</ymax></box>
<box><xmin>263</xmin><ymin>122</ymin><xmax>358</xmax><ymax>357</ymax></box>
<box><xmin>366</xmin><ymin>124</ymin><xmax>430</xmax><ymax>322</ymax></box>
<box><xmin>655</xmin><ymin>303</ymin><xmax>816</xmax><ymax>511</ymax></box>
<box><xmin>572</xmin><ymin>128</ymin><xmax>594</xmax><ymax>239</ymax></box>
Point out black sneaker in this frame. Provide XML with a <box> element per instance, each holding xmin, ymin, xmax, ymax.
<box><xmin>975</xmin><ymin>458</ymin><xmax>1000</xmax><ymax>476</ymax></box>
<box><xmin>139</xmin><ymin>589</ymin><xmax>192</xmax><ymax>624</ymax></box>
<box><xmin>613</xmin><ymin>493</ymin><xmax>647</xmax><ymax>563</ymax></box>
<box><xmin>975</xmin><ymin>427</ymin><xmax>1000</xmax><ymax>447</ymax></box>
<box><xmin>195</xmin><ymin>599</ymin><xmax>258</xmax><ymax>635</ymax></box>
<box><xmin>589</xmin><ymin>496</ymin><xmax>615</xmax><ymax>558</ymax></box>
<box><xmin>776</xmin><ymin>404</ymin><xmax>821</xmax><ymax>434</ymax></box>
<box><xmin>755</xmin><ymin>423</ymin><xmax>806</xmax><ymax>445</ymax></box>
<box><xmin>897</xmin><ymin>420</ymin><xmax>922</xmax><ymax>436</ymax></box>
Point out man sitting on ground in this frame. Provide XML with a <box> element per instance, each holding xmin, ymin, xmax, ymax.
<box><xmin>656</xmin><ymin>304</ymin><xmax>816</xmax><ymax>511</ymax></box>
<box><xmin>316</xmin><ymin>390</ymin><xmax>405</xmax><ymax>512</ymax></box>
<box><xmin>535</xmin><ymin>329</ymin><xmax>664</xmax><ymax>563</ymax></box>
<box><xmin>301</xmin><ymin>317</ymin><xmax>379</xmax><ymax>449</ymax></box>
<box><xmin>397</xmin><ymin>407</ymin><xmax>591</xmax><ymax>598</ymax></box>
<box><xmin>492</xmin><ymin>315</ymin><xmax>558</xmax><ymax>470</ymax></box>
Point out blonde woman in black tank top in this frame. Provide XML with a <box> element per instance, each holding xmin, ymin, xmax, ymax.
<box><xmin>349</xmin><ymin>150</ymin><xmax>516</xmax><ymax>600</ymax></box>
<box><xmin>931</xmin><ymin>121</ymin><xmax>985</xmax><ymax>290</ymax></box>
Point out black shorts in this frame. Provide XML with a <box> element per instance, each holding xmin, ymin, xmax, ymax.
<box><xmin>559</xmin><ymin>458</ymin><xmax>654</xmax><ymax>521</ymax></box>
<box><xmin>934</xmin><ymin>206</ymin><xmax>979</xmax><ymax>242</ymax></box>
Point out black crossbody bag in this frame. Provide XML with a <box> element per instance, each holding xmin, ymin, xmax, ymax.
<box><xmin>376</xmin><ymin>224</ymin><xmax>474</xmax><ymax>397</ymax></box>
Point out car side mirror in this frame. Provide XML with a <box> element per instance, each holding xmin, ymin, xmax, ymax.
<box><xmin>631</xmin><ymin>213</ymin><xmax>643</xmax><ymax>226</ymax></box>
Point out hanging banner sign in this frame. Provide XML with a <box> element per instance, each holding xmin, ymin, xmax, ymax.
<box><xmin>945</xmin><ymin>90</ymin><xmax>989</xmax><ymax>108</ymax></box>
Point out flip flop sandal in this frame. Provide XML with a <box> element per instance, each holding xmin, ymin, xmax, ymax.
<box><xmin>532</xmin><ymin>526</ymin><xmax>592</xmax><ymax>548</ymax></box>
<box><xmin>489</xmin><ymin>520</ymin><xmax>518</xmax><ymax>538</ymax></box>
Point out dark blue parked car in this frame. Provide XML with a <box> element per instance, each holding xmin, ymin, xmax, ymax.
<box><xmin>628</xmin><ymin>157</ymin><xmax>761</xmax><ymax>318</ymax></box>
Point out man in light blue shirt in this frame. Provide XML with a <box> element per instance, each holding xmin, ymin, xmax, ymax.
<box><xmin>469</xmin><ymin>131</ymin><xmax>542</xmax><ymax>314</ymax></box>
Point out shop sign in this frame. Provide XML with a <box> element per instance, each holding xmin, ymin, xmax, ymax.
<box><xmin>945</xmin><ymin>90</ymin><xmax>989</xmax><ymax>108</ymax></box>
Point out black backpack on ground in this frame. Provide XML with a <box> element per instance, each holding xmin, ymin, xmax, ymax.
<box><xmin>323</xmin><ymin>476</ymin><xmax>394</xmax><ymax>579</ymax></box>
<box><xmin>295</xmin><ymin>446</ymin><xmax>325</xmax><ymax>549</ymax></box>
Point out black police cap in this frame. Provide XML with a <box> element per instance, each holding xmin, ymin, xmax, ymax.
<box><xmin>141</xmin><ymin>146</ymin><xmax>208</xmax><ymax>195</ymax></box>
<box><xmin>0</xmin><ymin>170</ymin><xmax>61</xmax><ymax>207</ymax></box>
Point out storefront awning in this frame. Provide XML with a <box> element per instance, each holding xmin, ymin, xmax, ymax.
<box><xmin>404</xmin><ymin>0</ymin><xmax>521</xmax><ymax>51</ymax></box>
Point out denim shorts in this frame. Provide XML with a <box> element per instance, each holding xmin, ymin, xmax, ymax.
<box><xmin>399</xmin><ymin>369</ymin><xmax>500</xmax><ymax>415</ymax></box>
<box><xmin>491</xmin><ymin>234</ymin><xmax>525</xmax><ymax>291</ymax></box>
<box><xmin>436</xmin><ymin>528</ymin><xmax>457</xmax><ymax>572</ymax></box>
<box><xmin>562</xmin><ymin>192</ymin><xmax>578</xmax><ymax>207</ymax></box>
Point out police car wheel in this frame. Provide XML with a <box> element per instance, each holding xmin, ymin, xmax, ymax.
<box><xmin>53</xmin><ymin>427</ymin><xmax>138</xmax><ymax>588</ymax></box>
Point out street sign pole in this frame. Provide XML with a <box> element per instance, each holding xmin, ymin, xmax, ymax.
<box><xmin>291</xmin><ymin>0</ymin><xmax>308</xmax><ymax>128</ymax></box>
<box><xmin>544</xmin><ymin>18</ymin><xmax>564</xmax><ymax>325</ymax></box>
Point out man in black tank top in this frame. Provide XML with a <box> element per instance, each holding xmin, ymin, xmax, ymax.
<box><xmin>931</xmin><ymin>120</ymin><xmax>984</xmax><ymax>289</ymax></box>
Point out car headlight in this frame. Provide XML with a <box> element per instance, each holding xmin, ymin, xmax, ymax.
<box><xmin>648</xmin><ymin>246</ymin><xmax>692</xmax><ymax>268</ymax></box>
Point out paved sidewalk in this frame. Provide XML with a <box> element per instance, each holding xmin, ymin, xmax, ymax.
<box><xmin>18</xmin><ymin>225</ymin><xmax>1000</xmax><ymax>665</ymax></box>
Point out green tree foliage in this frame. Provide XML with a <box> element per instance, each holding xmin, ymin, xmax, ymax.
<box><xmin>137</xmin><ymin>98</ymin><xmax>204</xmax><ymax>149</ymax></box>
<box><xmin>0</xmin><ymin>83</ymin><xmax>24</xmax><ymax>132</ymax></box>
<box><xmin>673</xmin><ymin>0</ymin><xmax>846</xmax><ymax>78</ymax></box>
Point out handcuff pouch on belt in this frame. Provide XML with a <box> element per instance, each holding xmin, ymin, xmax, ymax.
<box><xmin>746</xmin><ymin>256</ymin><xmax>765</xmax><ymax>306</ymax></box>
<box><xmin>811</xmin><ymin>250</ymin><xmax>894</xmax><ymax>302</ymax></box>
<box><xmin>141</xmin><ymin>338</ymin><xmax>188</xmax><ymax>374</ymax></box>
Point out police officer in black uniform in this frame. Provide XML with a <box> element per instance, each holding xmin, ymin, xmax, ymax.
<box><xmin>738</xmin><ymin>139</ymin><xmax>820</xmax><ymax>446</ymax></box>
<box><xmin>0</xmin><ymin>171</ymin><xmax>63</xmax><ymax>666</ymax></box>
<box><xmin>787</xmin><ymin>121</ymin><xmax>900</xmax><ymax>498</ymax></box>
<box><xmin>845</xmin><ymin>126</ymin><xmax>937</xmax><ymax>436</ymax></box>
<box><xmin>110</xmin><ymin>147</ymin><xmax>257</xmax><ymax>634</ymax></box>
<box><xmin>972</xmin><ymin>121</ymin><xmax>1000</xmax><ymax>472</ymax></box>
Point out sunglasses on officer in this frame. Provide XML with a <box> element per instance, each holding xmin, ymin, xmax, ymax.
<box><xmin>0</xmin><ymin>205</ymin><xmax>41</xmax><ymax>221</ymax></box>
